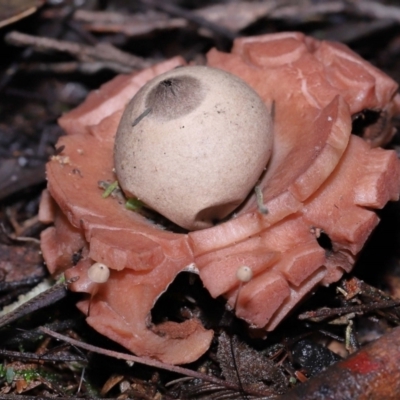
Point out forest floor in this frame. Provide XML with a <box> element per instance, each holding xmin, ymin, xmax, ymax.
<box><xmin>1</xmin><ymin>1</ymin><xmax>400</xmax><ymax>399</ymax></box>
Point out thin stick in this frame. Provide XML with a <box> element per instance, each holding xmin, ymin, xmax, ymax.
<box><xmin>5</xmin><ymin>31</ymin><xmax>152</xmax><ymax>71</ymax></box>
<box><xmin>298</xmin><ymin>299</ymin><xmax>400</xmax><ymax>321</ymax></box>
<box><xmin>227</xmin><ymin>307</ymin><xmax>248</xmax><ymax>400</ymax></box>
<box><xmin>40</xmin><ymin>327</ymin><xmax>239</xmax><ymax>391</ymax></box>
<box><xmin>0</xmin><ymin>278</ymin><xmax>77</xmax><ymax>328</ymax></box>
<box><xmin>140</xmin><ymin>0</ymin><xmax>237</xmax><ymax>41</ymax></box>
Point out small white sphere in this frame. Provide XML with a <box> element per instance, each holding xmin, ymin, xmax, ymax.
<box><xmin>114</xmin><ymin>66</ymin><xmax>273</xmax><ymax>231</ymax></box>
<box><xmin>236</xmin><ymin>266</ymin><xmax>253</xmax><ymax>282</ymax></box>
<box><xmin>88</xmin><ymin>262</ymin><xmax>110</xmax><ymax>283</ymax></box>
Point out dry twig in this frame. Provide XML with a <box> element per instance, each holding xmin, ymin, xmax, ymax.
<box><xmin>298</xmin><ymin>299</ymin><xmax>400</xmax><ymax>322</ymax></box>
<box><xmin>5</xmin><ymin>31</ymin><xmax>154</xmax><ymax>73</ymax></box>
<box><xmin>40</xmin><ymin>327</ymin><xmax>272</xmax><ymax>398</ymax></box>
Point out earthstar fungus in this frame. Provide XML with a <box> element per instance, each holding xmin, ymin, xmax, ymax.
<box><xmin>40</xmin><ymin>32</ymin><xmax>400</xmax><ymax>364</ymax></box>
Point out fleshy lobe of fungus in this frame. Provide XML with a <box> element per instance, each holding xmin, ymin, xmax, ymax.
<box><xmin>40</xmin><ymin>33</ymin><xmax>400</xmax><ymax>364</ymax></box>
<box><xmin>114</xmin><ymin>66</ymin><xmax>273</xmax><ymax>230</ymax></box>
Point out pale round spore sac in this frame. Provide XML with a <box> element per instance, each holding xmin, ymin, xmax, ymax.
<box><xmin>236</xmin><ymin>266</ymin><xmax>253</xmax><ymax>282</ymax></box>
<box><xmin>114</xmin><ymin>66</ymin><xmax>273</xmax><ymax>230</ymax></box>
<box><xmin>87</xmin><ymin>262</ymin><xmax>110</xmax><ymax>283</ymax></box>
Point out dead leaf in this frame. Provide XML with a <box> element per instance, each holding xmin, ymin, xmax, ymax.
<box><xmin>217</xmin><ymin>332</ymin><xmax>287</xmax><ymax>396</ymax></box>
<box><xmin>100</xmin><ymin>374</ymin><xmax>124</xmax><ymax>396</ymax></box>
<box><xmin>0</xmin><ymin>243</ymin><xmax>44</xmax><ymax>287</ymax></box>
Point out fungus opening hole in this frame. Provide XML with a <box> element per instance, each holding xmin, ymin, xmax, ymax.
<box><xmin>145</xmin><ymin>75</ymin><xmax>205</xmax><ymax>120</ymax></box>
<box><xmin>351</xmin><ymin>109</ymin><xmax>381</xmax><ymax>136</ymax></box>
<box><xmin>161</xmin><ymin>79</ymin><xmax>173</xmax><ymax>87</ymax></box>
<box><xmin>316</xmin><ymin>231</ymin><xmax>333</xmax><ymax>251</ymax></box>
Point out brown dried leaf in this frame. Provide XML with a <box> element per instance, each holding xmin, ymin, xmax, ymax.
<box><xmin>217</xmin><ymin>332</ymin><xmax>287</xmax><ymax>396</ymax></box>
<box><xmin>0</xmin><ymin>243</ymin><xmax>44</xmax><ymax>287</ymax></box>
<box><xmin>100</xmin><ymin>374</ymin><xmax>124</xmax><ymax>396</ymax></box>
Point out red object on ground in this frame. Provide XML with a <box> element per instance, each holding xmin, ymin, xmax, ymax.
<box><xmin>40</xmin><ymin>32</ymin><xmax>400</xmax><ymax>364</ymax></box>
